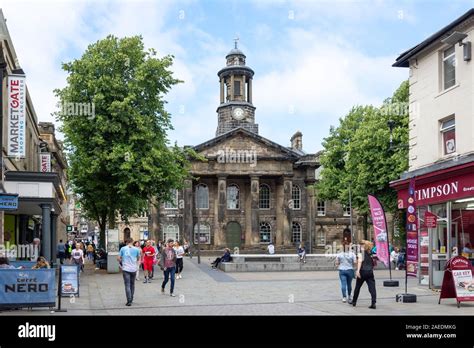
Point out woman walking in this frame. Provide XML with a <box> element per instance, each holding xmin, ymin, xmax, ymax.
<box><xmin>160</xmin><ymin>239</ymin><xmax>177</xmax><ymax>297</ymax></box>
<box><xmin>335</xmin><ymin>240</ymin><xmax>356</xmax><ymax>303</ymax></box>
<box><xmin>86</xmin><ymin>243</ymin><xmax>95</xmax><ymax>262</ymax></box>
<box><xmin>352</xmin><ymin>240</ymin><xmax>377</xmax><ymax>309</ymax></box>
<box><xmin>174</xmin><ymin>241</ymin><xmax>185</xmax><ymax>279</ymax></box>
<box><xmin>72</xmin><ymin>242</ymin><xmax>85</xmax><ymax>272</ymax></box>
<box><xmin>142</xmin><ymin>240</ymin><xmax>156</xmax><ymax>283</ymax></box>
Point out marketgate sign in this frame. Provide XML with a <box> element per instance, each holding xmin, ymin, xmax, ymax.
<box><xmin>7</xmin><ymin>75</ymin><xmax>26</xmax><ymax>158</ymax></box>
<box><xmin>0</xmin><ymin>269</ymin><xmax>56</xmax><ymax>307</ymax></box>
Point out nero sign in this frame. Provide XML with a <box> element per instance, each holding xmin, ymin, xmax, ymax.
<box><xmin>7</xmin><ymin>75</ymin><xmax>26</xmax><ymax>158</ymax></box>
<box><xmin>0</xmin><ymin>269</ymin><xmax>56</xmax><ymax>308</ymax></box>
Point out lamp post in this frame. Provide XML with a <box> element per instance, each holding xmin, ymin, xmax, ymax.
<box><xmin>195</xmin><ymin>185</ymin><xmax>202</xmax><ymax>264</ymax></box>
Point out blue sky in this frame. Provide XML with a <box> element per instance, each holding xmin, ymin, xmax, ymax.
<box><xmin>1</xmin><ymin>0</ymin><xmax>474</xmax><ymax>152</ymax></box>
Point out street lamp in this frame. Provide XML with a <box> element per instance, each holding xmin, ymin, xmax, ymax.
<box><xmin>194</xmin><ymin>184</ymin><xmax>203</xmax><ymax>264</ymax></box>
<box><xmin>343</xmin><ymin>153</ymin><xmax>354</xmax><ymax>243</ymax></box>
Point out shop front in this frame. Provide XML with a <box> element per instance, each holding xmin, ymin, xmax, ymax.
<box><xmin>391</xmin><ymin>161</ymin><xmax>474</xmax><ymax>289</ymax></box>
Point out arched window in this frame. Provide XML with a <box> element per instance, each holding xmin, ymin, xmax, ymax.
<box><xmin>259</xmin><ymin>222</ymin><xmax>271</xmax><ymax>244</ymax></box>
<box><xmin>292</xmin><ymin>184</ymin><xmax>301</xmax><ymax>210</ymax></box>
<box><xmin>163</xmin><ymin>224</ymin><xmax>179</xmax><ymax>242</ymax></box>
<box><xmin>259</xmin><ymin>184</ymin><xmax>270</xmax><ymax>209</ymax></box>
<box><xmin>164</xmin><ymin>189</ymin><xmax>179</xmax><ymax>209</ymax></box>
<box><xmin>292</xmin><ymin>222</ymin><xmax>301</xmax><ymax>243</ymax></box>
<box><xmin>193</xmin><ymin>223</ymin><xmax>211</xmax><ymax>244</ymax></box>
<box><xmin>227</xmin><ymin>184</ymin><xmax>240</xmax><ymax>209</ymax></box>
<box><xmin>196</xmin><ymin>184</ymin><xmax>209</xmax><ymax>209</ymax></box>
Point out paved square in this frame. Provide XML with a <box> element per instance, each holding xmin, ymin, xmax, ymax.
<box><xmin>2</xmin><ymin>257</ymin><xmax>472</xmax><ymax>316</ymax></box>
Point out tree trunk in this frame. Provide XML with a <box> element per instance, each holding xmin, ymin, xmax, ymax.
<box><xmin>98</xmin><ymin>213</ymin><xmax>107</xmax><ymax>250</ymax></box>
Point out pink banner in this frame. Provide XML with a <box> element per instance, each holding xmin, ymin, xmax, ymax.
<box><xmin>368</xmin><ymin>195</ymin><xmax>389</xmax><ymax>268</ymax></box>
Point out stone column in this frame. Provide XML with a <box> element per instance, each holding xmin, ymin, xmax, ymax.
<box><xmin>242</xmin><ymin>75</ymin><xmax>246</xmax><ymax>101</ymax></box>
<box><xmin>306</xmin><ymin>184</ymin><xmax>315</xmax><ymax>253</ymax></box>
<box><xmin>283</xmin><ymin>177</ymin><xmax>293</xmax><ymax>246</ymax></box>
<box><xmin>220</xmin><ymin>78</ymin><xmax>224</xmax><ymax>104</ymax></box>
<box><xmin>51</xmin><ymin>213</ymin><xmax>58</xmax><ymax>266</ymax></box>
<box><xmin>40</xmin><ymin>204</ymin><xmax>52</xmax><ymax>263</ymax></box>
<box><xmin>217</xmin><ymin>176</ymin><xmax>227</xmax><ymax>246</ymax></box>
<box><xmin>250</xmin><ymin>176</ymin><xmax>260</xmax><ymax>245</ymax></box>
<box><xmin>248</xmin><ymin>78</ymin><xmax>252</xmax><ymax>103</ymax></box>
<box><xmin>276</xmin><ymin>179</ymin><xmax>284</xmax><ymax>246</ymax></box>
<box><xmin>183</xmin><ymin>179</ymin><xmax>193</xmax><ymax>245</ymax></box>
<box><xmin>230</xmin><ymin>75</ymin><xmax>234</xmax><ymax>101</ymax></box>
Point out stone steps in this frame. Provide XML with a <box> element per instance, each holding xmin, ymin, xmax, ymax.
<box><xmin>218</xmin><ymin>254</ymin><xmax>389</xmax><ymax>272</ymax></box>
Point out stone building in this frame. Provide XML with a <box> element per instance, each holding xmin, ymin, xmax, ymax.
<box><xmin>144</xmin><ymin>45</ymin><xmax>360</xmax><ymax>252</ymax></box>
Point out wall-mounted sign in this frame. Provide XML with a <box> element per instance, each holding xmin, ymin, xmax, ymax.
<box><xmin>0</xmin><ymin>194</ymin><xmax>19</xmax><ymax>210</ymax></box>
<box><xmin>40</xmin><ymin>153</ymin><xmax>51</xmax><ymax>172</ymax></box>
<box><xmin>7</xmin><ymin>75</ymin><xmax>26</xmax><ymax>158</ymax></box>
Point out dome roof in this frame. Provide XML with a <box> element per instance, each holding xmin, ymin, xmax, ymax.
<box><xmin>226</xmin><ymin>48</ymin><xmax>246</xmax><ymax>58</ymax></box>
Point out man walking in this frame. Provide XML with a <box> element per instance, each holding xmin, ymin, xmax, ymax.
<box><xmin>160</xmin><ymin>239</ymin><xmax>177</xmax><ymax>297</ymax></box>
<box><xmin>57</xmin><ymin>239</ymin><xmax>66</xmax><ymax>265</ymax></box>
<box><xmin>118</xmin><ymin>238</ymin><xmax>141</xmax><ymax>306</ymax></box>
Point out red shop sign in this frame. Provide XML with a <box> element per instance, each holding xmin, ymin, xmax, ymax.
<box><xmin>397</xmin><ymin>173</ymin><xmax>474</xmax><ymax>206</ymax></box>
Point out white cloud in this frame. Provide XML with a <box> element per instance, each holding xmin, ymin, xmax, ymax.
<box><xmin>253</xmin><ymin>26</ymin><xmax>408</xmax><ymax>151</ymax></box>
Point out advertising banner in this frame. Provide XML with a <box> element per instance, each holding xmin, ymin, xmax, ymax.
<box><xmin>7</xmin><ymin>75</ymin><xmax>26</xmax><ymax>158</ymax></box>
<box><xmin>406</xmin><ymin>179</ymin><xmax>419</xmax><ymax>277</ymax></box>
<box><xmin>60</xmin><ymin>265</ymin><xmax>79</xmax><ymax>297</ymax></box>
<box><xmin>0</xmin><ymin>269</ymin><xmax>56</xmax><ymax>307</ymax></box>
<box><xmin>368</xmin><ymin>195</ymin><xmax>389</xmax><ymax>267</ymax></box>
<box><xmin>440</xmin><ymin>256</ymin><xmax>474</xmax><ymax>306</ymax></box>
<box><xmin>452</xmin><ymin>269</ymin><xmax>474</xmax><ymax>301</ymax></box>
<box><xmin>40</xmin><ymin>153</ymin><xmax>51</xmax><ymax>172</ymax></box>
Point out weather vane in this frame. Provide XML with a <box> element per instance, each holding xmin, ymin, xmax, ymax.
<box><xmin>234</xmin><ymin>35</ymin><xmax>239</xmax><ymax>49</ymax></box>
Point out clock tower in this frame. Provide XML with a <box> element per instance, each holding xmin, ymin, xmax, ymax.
<box><xmin>216</xmin><ymin>40</ymin><xmax>257</xmax><ymax>136</ymax></box>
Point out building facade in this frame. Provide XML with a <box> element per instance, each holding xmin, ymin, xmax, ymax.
<box><xmin>144</xmin><ymin>46</ymin><xmax>360</xmax><ymax>252</ymax></box>
<box><xmin>391</xmin><ymin>9</ymin><xmax>474</xmax><ymax>288</ymax></box>
<box><xmin>0</xmin><ymin>9</ymin><xmax>68</xmax><ymax>263</ymax></box>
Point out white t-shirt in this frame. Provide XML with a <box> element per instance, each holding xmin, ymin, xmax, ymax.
<box><xmin>175</xmin><ymin>246</ymin><xmax>185</xmax><ymax>259</ymax></box>
<box><xmin>267</xmin><ymin>244</ymin><xmax>275</xmax><ymax>254</ymax></box>
<box><xmin>72</xmin><ymin>249</ymin><xmax>83</xmax><ymax>259</ymax></box>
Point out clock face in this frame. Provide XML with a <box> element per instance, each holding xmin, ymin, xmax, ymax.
<box><xmin>233</xmin><ymin>107</ymin><xmax>245</xmax><ymax>120</ymax></box>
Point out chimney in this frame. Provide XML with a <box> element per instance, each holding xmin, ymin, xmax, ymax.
<box><xmin>290</xmin><ymin>131</ymin><xmax>303</xmax><ymax>151</ymax></box>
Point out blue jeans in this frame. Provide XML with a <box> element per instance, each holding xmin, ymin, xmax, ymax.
<box><xmin>339</xmin><ymin>269</ymin><xmax>354</xmax><ymax>298</ymax></box>
<box><xmin>122</xmin><ymin>270</ymin><xmax>136</xmax><ymax>303</ymax></box>
<box><xmin>161</xmin><ymin>266</ymin><xmax>176</xmax><ymax>294</ymax></box>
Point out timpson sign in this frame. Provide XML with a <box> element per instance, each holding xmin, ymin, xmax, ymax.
<box><xmin>397</xmin><ymin>173</ymin><xmax>474</xmax><ymax>207</ymax></box>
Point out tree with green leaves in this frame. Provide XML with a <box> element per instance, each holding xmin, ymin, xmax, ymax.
<box><xmin>317</xmin><ymin>80</ymin><xmax>409</xmax><ymax>240</ymax></box>
<box><xmin>55</xmin><ymin>35</ymin><xmax>195</xmax><ymax>248</ymax></box>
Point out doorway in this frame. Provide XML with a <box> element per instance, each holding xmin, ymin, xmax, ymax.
<box><xmin>226</xmin><ymin>222</ymin><xmax>242</xmax><ymax>249</ymax></box>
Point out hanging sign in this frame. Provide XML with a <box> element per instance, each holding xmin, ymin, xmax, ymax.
<box><xmin>7</xmin><ymin>75</ymin><xmax>26</xmax><ymax>158</ymax></box>
<box><xmin>424</xmin><ymin>211</ymin><xmax>437</xmax><ymax>228</ymax></box>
